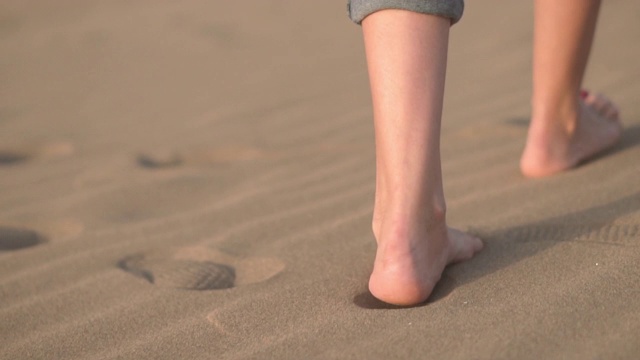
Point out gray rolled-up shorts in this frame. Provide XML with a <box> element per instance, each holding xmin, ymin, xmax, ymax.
<box><xmin>347</xmin><ymin>0</ymin><xmax>464</xmax><ymax>25</ymax></box>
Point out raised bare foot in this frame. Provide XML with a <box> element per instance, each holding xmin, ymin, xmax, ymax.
<box><xmin>520</xmin><ymin>91</ymin><xmax>622</xmax><ymax>178</ymax></box>
<box><xmin>369</xmin><ymin>216</ymin><xmax>483</xmax><ymax>306</ymax></box>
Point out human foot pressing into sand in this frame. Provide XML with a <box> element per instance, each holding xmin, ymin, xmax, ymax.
<box><xmin>349</xmin><ymin>0</ymin><xmax>622</xmax><ymax>305</ymax></box>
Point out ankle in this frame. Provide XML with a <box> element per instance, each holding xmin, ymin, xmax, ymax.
<box><xmin>532</xmin><ymin>103</ymin><xmax>580</xmax><ymax>134</ymax></box>
<box><xmin>378</xmin><ymin>204</ymin><xmax>447</xmax><ymax>244</ymax></box>
<box><xmin>373</xmin><ymin>179</ymin><xmax>447</xmax><ymax>242</ymax></box>
<box><xmin>531</xmin><ymin>93</ymin><xmax>582</xmax><ymax>133</ymax></box>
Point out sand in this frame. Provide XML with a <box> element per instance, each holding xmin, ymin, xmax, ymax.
<box><xmin>1</xmin><ymin>1</ymin><xmax>639</xmax><ymax>359</ymax></box>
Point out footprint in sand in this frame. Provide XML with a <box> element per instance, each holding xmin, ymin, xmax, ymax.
<box><xmin>0</xmin><ymin>226</ymin><xmax>46</xmax><ymax>251</ymax></box>
<box><xmin>0</xmin><ymin>151</ymin><xmax>28</xmax><ymax>165</ymax></box>
<box><xmin>0</xmin><ymin>219</ymin><xmax>83</xmax><ymax>251</ymax></box>
<box><xmin>0</xmin><ymin>141</ymin><xmax>74</xmax><ymax>166</ymax></box>
<box><xmin>117</xmin><ymin>247</ymin><xmax>284</xmax><ymax>291</ymax></box>
<box><xmin>137</xmin><ymin>146</ymin><xmax>271</xmax><ymax>169</ymax></box>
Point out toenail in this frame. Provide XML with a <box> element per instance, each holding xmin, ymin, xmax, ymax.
<box><xmin>580</xmin><ymin>89</ymin><xmax>589</xmax><ymax>99</ymax></box>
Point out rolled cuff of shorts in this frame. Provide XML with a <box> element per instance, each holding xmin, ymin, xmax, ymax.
<box><xmin>347</xmin><ymin>0</ymin><xmax>464</xmax><ymax>25</ymax></box>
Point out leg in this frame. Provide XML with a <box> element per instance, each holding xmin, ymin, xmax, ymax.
<box><xmin>521</xmin><ymin>0</ymin><xmax>622</xmax><ymax>177</ymax></box>
<box><xmin>363</xmin><ymin>10</ymin><xmax>482</xmax><ymax>306</ymax></box>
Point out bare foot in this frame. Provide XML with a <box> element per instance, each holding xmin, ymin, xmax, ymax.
<box><xmin>520</xmin><ymin>91</ymin><xmax>622</xmax><ymax>178</ymax></box>
<box><xmin>369</xmin><ymin>217</ymin><xmax>483</xmax><ymax>306</ymax></box>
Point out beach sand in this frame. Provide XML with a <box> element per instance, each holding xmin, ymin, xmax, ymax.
<box><xmin>1</xmin><ymin>1</ymin><xmax>639</xmax><ymax>359</ymax></box>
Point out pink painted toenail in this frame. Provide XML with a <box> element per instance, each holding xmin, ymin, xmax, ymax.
<box><xmin>580</xmin><ymin>90</ymin><xmax>589</xmax><ymax>99</ymax></box>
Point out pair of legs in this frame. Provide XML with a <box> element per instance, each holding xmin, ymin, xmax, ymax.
<box><xmin>361</xmin><ymin>0</ymin><xmax>622</xmax><ymax>305</ymax></box>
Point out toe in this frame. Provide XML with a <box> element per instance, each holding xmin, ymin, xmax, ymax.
<box><xmin>447</xmin><ymin>228</ymin><xmax>483</xmax><ymax>263</ymax></box>
<box><xmin>603</xmin><ymin>100</ymin><xmax>621</xmax><ymax>120</ymax></box>
<box><xmin>584</xmin><ymin>92</ymin><xmax>620</xmax><ymax>121</ymax></box>
<box><xmin>604</xmin><ymin>106</ymin><xmax>620</xmax><ymax>121</ymax></box>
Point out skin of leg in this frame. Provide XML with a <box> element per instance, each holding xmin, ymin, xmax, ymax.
<box><xmin>362</xmin><ymin>10</ymin><xmax>482</xmax><ymax>306</ymax></box>
<box><xmin>521</xmin><ymin>0</ymin><xmax>622</xmax><ymax>177</ymax></box>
